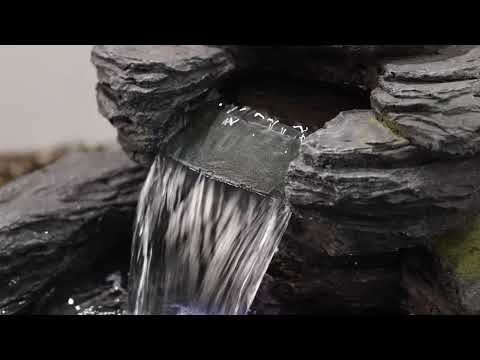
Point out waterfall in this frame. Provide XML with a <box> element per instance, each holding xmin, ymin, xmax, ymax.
<box><xmin>128</xmin><ymin>102</ymin><xmax>301</xmax><ymax>315</ymax></box>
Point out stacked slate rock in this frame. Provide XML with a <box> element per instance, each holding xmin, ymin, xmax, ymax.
<box><xmin>286</xmin><ymin>45</ymin><xmax>480</xmax><ymax>314</ymax></box>
<box><xmin>91</xmin><ymin>45</ymin><xmax>236</xmax><ymax>166</ymax></box>
<box><xmin>88</xmin><ymin>45</ymin><xmax>480</xmax><ymax>314</ymax></box>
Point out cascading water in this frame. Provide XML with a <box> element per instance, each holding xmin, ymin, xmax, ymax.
<box><xmin>128</xmin><ymin>102</ymin><xmax>304</xmax><ymax>315</ymax></box>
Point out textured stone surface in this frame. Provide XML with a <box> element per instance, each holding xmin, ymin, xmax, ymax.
<box><xmin>372</xmin><ymin>45</ymin><xmax>480</xmax><ymax>157</ymax></box>
<box><xmin>91</xmin><ymin>45</ymin><xmax>447</xmax><ymax>170</ymax></box>
<box><xmin>286</xmin><ymin>46</ymin><xmax>480</xmax><ymax>255</ymax></box>
<box><xmin>0</xmin><ymin>150</ymin><xmax>146</xmax><ymax>314</ymax></box>
<box><xmin>287</xmin><ymin>144</ymin><xmax>480</xmax><ymax>254</ymax></box>
<box><xmin>381</xmin><ymin>46</ymin><xmax>480</xmax><ymax>81</ymax></box>
<box><xmin>299</xmin><ymin>110</ymin><xmax>425</xmax><ymax>169</ymax></box>
<box><xmin>92</xmin><ymin>45</ymin><xmax>236</xmax><ymax>166</ymax></box>
<box><xmin>252</xmin><ymin>219</ymin><xmax>402</xmax><ymax>314</ymax></box>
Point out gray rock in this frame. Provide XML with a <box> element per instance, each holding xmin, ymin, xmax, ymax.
<box><xmin>91</xmin><ymin>45</ymin><xmax>237</xmax><ymax>166</ymax></box>
<box><xmin>0</xmin><ymin>150</ymin><xmax>146</xmax><ymax>314</ymax></box>
<box><xmin>382</xmin><ymin>46</ymin><xmax>480</xmax><ymax>82</ymax></box>
<box><xmin>372</xmin><ymin>45</ymin><xmax>480</xmax><ymax>157</ymax></box>
<box><xmin>300</xmin><ymin>110</ymin><xmax>426</xmax><ymax>169</ymax></box>
<box><xmin>286</xmin><ymin>143</ymin><xmax>480</xmax><ymax>254</ymax></box>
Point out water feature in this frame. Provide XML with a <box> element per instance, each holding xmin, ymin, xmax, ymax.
<box><xmin>128</xmin><ymin>102</ymin><xmax>302</xmax><ymax>315</ymax></box>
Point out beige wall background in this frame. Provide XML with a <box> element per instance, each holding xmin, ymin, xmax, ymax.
<box><xmin>0</xmin><ymin>45</ymin><xmax>116</xmax><ymax>152</ymax></box>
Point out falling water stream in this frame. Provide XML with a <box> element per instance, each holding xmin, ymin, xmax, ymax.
<box><xmin>128</xmin><ymin>102</ymin><xmax>303</xmax><ymax>315</ymax></box>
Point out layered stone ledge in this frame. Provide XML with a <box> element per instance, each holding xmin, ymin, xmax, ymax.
<box><xmin>92</xmin><ymin>45</ymin><xmax>236</xmax><ymax>166</ymax></box>
<box><xmin>284</xmin><ymin>45</ymin><xmax>480</xmax><ymax>312</ymax></box>
<box><xmin>371</xmin><ymin>46</ymin><xmax>480</xmax><ymax>157</ymax></box>
<box><xmin>286</xmin><ymin>110</ymin><xmax>480</xmax><ymax>254</ymax></box>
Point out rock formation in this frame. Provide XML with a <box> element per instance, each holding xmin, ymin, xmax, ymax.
<box><xmin>91</xmin><ymin>45</ymin><xmax>236</xmax><ymax>166</ymax></box>
<box><xmin>91</xmin><ymin>45</ymin><xmax>448</xmax><ymax>169</ymax></box>
<box><xmin>2</xmin><ymin>44</ymin><xmax>476</xmax><ymax>315</ymax></box>
<box><xmin>88</xmin><ymin>45</ymin><xmax>480</xmax><ymax>314</ymax></box>
<box><xmin>371</xmin><ymin>45</ymin><xmax>480</xmax><ymax>157</ymax></box>
<box><xmin>0</xmin><ymin>150</ymin><xmax>146</xmax><ymax>314</ymax></box>
<box><xmin>285</xmin><ymin>45</ymin><xmax>480</xmax><ymax>313</ymax></box>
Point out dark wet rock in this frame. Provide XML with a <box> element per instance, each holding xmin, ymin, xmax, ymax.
<box><xmin>401</xmin><ymin>247</ymin><xmax>464</xmax><ymax>315</ymax></box>
<box><xmin>306</xmin><ymin>45</ymin><xmax>442</xmax><ymax>57</ymax></box>
<box><xmin>223</xmin><ymin>45</ymin><xmax>443</xmax><ymax>64</ymax></box>
<box><xmin>372</xmin><ymin>45</ymin><xmax>480</xmax><ymax>157</ymax></box>
<box><xmin>32</xmin><ymin>224</ymin><xmax>131</xmax><ymax>315</ymax></box>
<box><xmin>0</xmin><ymin>150</ymin><xmax>147</xmax><ymax>314</ymax></box>
<box><xmin>91</xmin><ymin>45</ymin><xmax>237</xmax><ymax>166</ymax></box>
<box><xmin>252</xmin><ymin>219</ymin><xmax>402</xmax><ymax>314</ymax></box>
<box><xmin>229</xmin><ymin>45</ymin><xmax>445</xmax><ymax>91</ymax></box>
<box><xmin>40</xmin><ymin>271</ymin><xmax>128</xmax><ymax>315</ymax></box>
<box><xmin>74</xmin><ymin>274</ymin><xmax>127</xmax><ymax>315</ymax></box>
<box><xmin>218</xmin><ymin>46</ymin><xmax>260</xmax><ymax>70</ymax></box>
<box><xmin>250</xmin><ymin>273</ymin><xmax>282</xmax><ymax>315</ymax></box>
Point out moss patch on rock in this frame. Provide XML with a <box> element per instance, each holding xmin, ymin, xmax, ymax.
<box><xmin>369</xmin><ymin>113</ymin><xmax>407</xmax><ymax>143</ymax></box>
<box><xmin>433</xmin><ymin>216</ymin><xmax>480</xmax><ymax>282</ymax></box>
<box><xmin>370</xmin><ymin>112</ymin><xmax>402</xmax><ymax>137</ymax></box>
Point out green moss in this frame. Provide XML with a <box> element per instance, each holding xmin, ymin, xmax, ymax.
<box><xmin>434</xmin><ymin>216</ymin><xmax>480</xmax><ymax>282</ymax></box>
<box><xmin>369</xmin><ymin>112</ymin><xmax>405</xmax><ymax>140</ymax></box>
<box><xmin>378</xmin><ymin>114</ymin><xmax>402</xmax><ymax>137</ymax></box>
